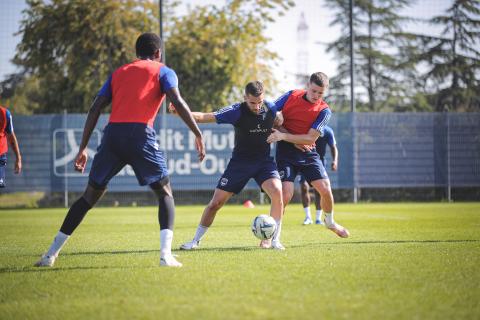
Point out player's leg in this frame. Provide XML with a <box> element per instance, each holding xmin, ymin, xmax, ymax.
<box><xmin>313</xmin><ymin>188</ymin><xmax>324</xmax><ymax>225</ymax></box>
<box><xmin>181</xmin><ymin>158</ymin><xmax>247</xmax><ymax>250</ymax></box>
<box><xmin>150</xmin><ymin>177</ymin><xmax>182</xmax><ymax>267</ymax></box>
<box><xmin>310</xmin><ymin>178</ymin><xmax>349</xmax><ymax>238</ymax></box>
<box><xmin>180</xmin><ymin>188</ymin><xmax>233</xmax><ymax>250</ymax></box>
<box><xmin>300</xmin><ymin>177</ymin><xmax>312</xmax><ymax>225</ymax></box>
<box><xmin>260</xmin><ymin>177</ymin><xmax>285</xmax><ymax>250</ymax></box>
<box><xmin>0</xmin><ymin>153</ymin><xmax>7</xmax><ymax>188</ymax></box>
<box><xmin>34</xmin><ymin>184</ymin><xmax>107</xmax><ymax>267</ymax></box>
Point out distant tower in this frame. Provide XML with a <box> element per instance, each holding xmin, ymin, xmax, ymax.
<box><xmin>296</xmin><ymin>12</ymin><xmax>309</xmax><ymax>86</ymax></box>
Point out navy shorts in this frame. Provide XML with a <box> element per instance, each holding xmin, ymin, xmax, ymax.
<box><xmin>277</xmin><ymin>153</ymin><xmax>328</xmax><ymax>183</ymax></box>
<box><xmin>89</xmin><ymin>123</ymin><xmax>168</xmax><ymax>188</ymax></box>
<box><xmin>0</xmin><ymin>153</ymin><xmax>6</xmax><ymax>188</ymax></box>
<box><xmin>217</xmin><ymin>157</ymin><xmax>280</xmax><ymax>194</ymax></box>
<box><xmin>298</xmin><ymin>158</ymin><xmax>326</xmax><ymax>184</ymax></box>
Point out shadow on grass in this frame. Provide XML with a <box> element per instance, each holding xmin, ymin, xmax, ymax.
<box><xmin>0</xmin><ymin>265</ymin><xmax>158</xmax><ymax>274</ymax></box>
<box><xmin>288</xmin><ymin>239</ymin><xmax>480</xmax><ymax>249</ymax></box>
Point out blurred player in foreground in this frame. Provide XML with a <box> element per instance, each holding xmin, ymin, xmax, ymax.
<box><xmin>0</xmin><ymin>105</ymin><xmax>22</xmax><ymax>188</ymax></box>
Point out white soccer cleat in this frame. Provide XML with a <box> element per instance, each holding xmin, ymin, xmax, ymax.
<box><xmin>34</xmin><ymin>254</ymin><xmax>56</xmax><ymax>267</ymax></box>
<box><xmin>303</xmin><ymin>217</ymin><xmax>313</xmax><ymax>225</ymax></box>
<box><xmin>325</xmin><ymin>221</ymin><xmax>350</xmax><ymax>238</ymax></box>
<box><xmin>271</xmin><ymin>241</ymin><xmax>286</xmax><ymax>251</ymax></box>
<box><xmin>160</xmin><ymin>254</ymin><xmax>183</xmax><ymax>267</ymax></box>
<box><xmin>180</xmin><ymin>240</ymin><xmax>200</xmax><ymax>250</ymax></box>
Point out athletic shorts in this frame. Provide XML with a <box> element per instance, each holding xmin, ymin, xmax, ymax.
<box><xmin>298</xmin><ymin>158</ymin><xmax>326</xmax><ymax>184</ymax></box>
<box><xmin>216</xmin><ymin>157</ymin><xmax>280</xmax><ymax>194</ymax></box>
<box><xmin>277</xmin><ymin>153</ymin><xmax>328</xmax><ymax>183</ymax></box>
<box><xmin>0</xmin><ymin>153</ymin><xmax>6</xmax><ymax>188</ymax></box>
<box><xmin>89</xmin><ymin>123</ymin><xmax>168</xmax><ymax>188</ymax></box>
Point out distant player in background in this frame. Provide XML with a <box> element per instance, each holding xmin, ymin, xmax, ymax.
<box><xmin>35</xmin><ymin>33</ymin><xmax>205</xmax><ymax>268</ymax></box>
<box><xmin>267</xmin><ymin>72</ymin><xmax>349</xmax><ymax>238</ymax></box>
<box><xmin>299</xmin><ymin>125</ymin><xmax>338</xmax><ymax>225</ymax></box>
<box><xmin>174</xmin><ymin>81</ymin><xmax>286</xmax><ymax>250</ymax></box>
<box><xmin>0</xmin><ymin>106</ymin><xmax>22</xmax><ymax>188</ymax></box>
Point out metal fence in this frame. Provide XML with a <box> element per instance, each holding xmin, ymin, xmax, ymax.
<box><xmin>2</xmin><ymin>112</ymin><xmax>479</xmax><ymax>201</ymax></box>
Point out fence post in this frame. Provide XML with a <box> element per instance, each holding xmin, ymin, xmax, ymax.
<box><xmin>63</xmin><ymin>109</ymin><xmax>68</xmax><ymax>208</ymax></box>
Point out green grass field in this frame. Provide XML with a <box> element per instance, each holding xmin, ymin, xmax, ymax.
<box><xmin>0</xmin><ymin>202</ymin><xmax>479</xmax><ymax>320</ymax></box>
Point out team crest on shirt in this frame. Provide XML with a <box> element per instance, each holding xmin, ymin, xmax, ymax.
<box><xmin>220</xmin><ymin>178</ymin><xmax>228</xmax><ymax>186</ymax></box>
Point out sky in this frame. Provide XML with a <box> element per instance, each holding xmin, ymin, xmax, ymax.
<box><xmin>0</xmin><ymin>0</ymin><xmax>452</xmax><ymax>94</ymax></box>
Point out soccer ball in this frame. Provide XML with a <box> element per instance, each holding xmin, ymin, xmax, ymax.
<box><xmin>251</xmin><ymin>214</ymin><xmax>277</xmax><ymax>240</ymax></box>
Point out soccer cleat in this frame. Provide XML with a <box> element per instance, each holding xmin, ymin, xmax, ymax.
<box><xmin>315</xmin><ymin>219</ymin><xmax>324</xmax><ymax>225</ymax></box>
<box><xmin>325</xmin><ymin>221</ymin><xmax>350</xmax><ymax>238</ymax></box>
<box><xmin>259</xmin><ymin>239</ymin><xmax>271</xmax><ymax>249</ymax></box>
<box><xmin>34</xmin><ymin>254</ymin><xmax>56</xmax><ymax>267</ymax></box>
<box><xmin>180</xmin><ymin>240</ymin><xmax>200</xmax><ymax>250</ymax></box>
<box><xmin>160</xmin><ymin>255</ymin><xmax>183</xmax><ymax>267</ymax></box>
<box><xmin>271</xmin><ymin>241</ymin><xmax>286</xmax><ymax>250</ymax></box>
<box><xmin>303</xmin><ymin>217</ymin><xmax>313</xmax><ymax>225</ymax></box>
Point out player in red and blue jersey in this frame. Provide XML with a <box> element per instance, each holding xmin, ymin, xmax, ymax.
<box><xmin>268</xmin><ymin>72</ymin><xmax>349</xmax><ymax>238</ymax></box>
<box><xmin>175</xmin><ymin>81</ymin><xmax>285</xmax><ymax>250</ymax></box>
<box><xmin>298</xmin><ymin>126</ymin><xmax>338</xmax><ymax>225</ymax></box>
<box><xmin>0</xmin><ymin>106</ymin><xmax>22</xmax><ymax>188</ymax></box>
<box><xmin>35</xmin><ymin>33</ymin><xmax>205</xmax><ymax>268</ymax></box>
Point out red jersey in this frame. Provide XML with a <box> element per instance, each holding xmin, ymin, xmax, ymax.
<box><xmin>0</xmin><ymin>107</ymin><xmax>8</xmax><ymax>154</ymax></box>
<box><xmin>280</xmin><ymin>90</ymin><xmax>330</xmax><ymax>134</ymax></box>
<box><xmin>109</xmin><ymin>60</ymin><xmax>166</xmax><ymax>127</ymax></box>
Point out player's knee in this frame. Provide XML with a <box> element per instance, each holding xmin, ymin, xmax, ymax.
<box><xmin>83</xmin><ymin>184</ymin><xmax>106</xmax><ymax>206</ymax></box>
<box><xmin>316</xmin><ymin>180</ymin><xmax>332</xmax><ymax>196</ymax></box>
<box><xmin>150</xmin><ymin>177</ymin><xmax>173</xmax><ymax>199</ymax></box>
<box><xmin>207</xmin><ymin>199</ymin><xmax>225</xmax><ymax>212</ymax></box>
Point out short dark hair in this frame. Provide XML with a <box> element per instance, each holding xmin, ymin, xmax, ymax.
<box><xmin>135</xmin><ymin>33</ymin><xmax>162</xmax><ymax>58</ymax></box>
<box><xmin>310</xmin><ymin>72</ymin><xmax>329</xmax><ymax>87</ymax></box>
<box><xmin>245</xmin><ymin>81</ymin><xmax>264</xmax><ymax>97</ymax></box>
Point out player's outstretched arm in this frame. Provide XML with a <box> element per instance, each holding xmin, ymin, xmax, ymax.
<box><xmin>331</xmin><ymin>144</ymin><xmax>338</xmax><ymax>171</ymax></box>
<box><xmin>74</xmin><ymin>95</ymin><xmax>110</xmax><ymax>173</ymax></box>
<box><xmin>169</xmin><ymin>104</ymin><xmax>215</xmax><ymax>123</ymax></box>
<box><xmin>267</xmin><ymin>128</ymin><xmax>320</xmax><ymax>146</ymax></box>
<box><xmin>166</xmin><ymin>88</ymin><xmax>205</xmax><ymax>161</ymax></box>
<box><xmin>7</xmin><ymin>132</ymin><xmax>21</xmax><ymax>174</ymax></box>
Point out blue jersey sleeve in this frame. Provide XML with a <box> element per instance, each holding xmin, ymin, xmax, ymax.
<box><xmin>4</xmin><ymin>109</ymin><xmax>13</xmax><ymax>134</ymax></box>
<box><xmin>98</xmin><ymin>75</ymin><xmax>112</xmax><ymax>100</ymax></box>
<box><xmin>264</xmin><ymin>100</ymin><xmax>278</xmax><ymax>115</ymax></box>
<box><xmin>159</xmin><ymin>66</ymin><xmax>178</xmax><ymax>91</ymax></box>
<box><xmin>311</xmin><ymin>108</ymin><xmax>332</xmax><ymax>134</ymax></box>
<box><xmin>213</xmin><ymin>103</ymin><xmax>242</xmax><ymax>125</ymax></box>
<box><xmin>323</xmin><ymin>126</ymin><xmax>336</xmax><ymax>146</ymax></box>
<box><xmin>273</xmin><ymin>91</ymin><xmax>294</xmax><ymax>111</ymax></box>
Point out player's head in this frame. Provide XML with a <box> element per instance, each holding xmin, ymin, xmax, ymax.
<box><xmin>306</xmin><ymin>72</ymin><xmax>329</xmax><ymax>103</ymax></box>
<box><xmin>244</xmin><ymin>81</ymin><xmax>265</xmax><ymax>114</ymax></box>
<box><xmin>135</xmin><ymin>33</ymin><xmax>162</xmax><ymax>61</ymax></box>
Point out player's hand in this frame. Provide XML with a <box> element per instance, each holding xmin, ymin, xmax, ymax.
<box><xmin>14</xmin><ymin>158</ymin><xmax>22</xmax><ymax>174</ymax></box>
<box><xmin>195</xmin><ymin>135</ymin><xmax>206</xmax><ymax>162</ymax></box>
<box><xmin>273</xmin><ymin>112</ymin><xmax>284</xmax><ymax>127</ymax></box>
<box><xmin>331</xmin><ymin>161</ymin><xmax>338</xmax><ymax>171</ymax></box>
<box><xmin>74</xmin><ymin>149</ymin><xmax>88</xmax><ymax>173</ymax></box>
<box><xmin>267</xmin><ymin>128</ymin><xmax>285</xmax><ymax>143</ymax></box>
<box><xmin>294</xmin><ymin>144</ymin><xmax>313</xmax><ymax>152</ymax></box>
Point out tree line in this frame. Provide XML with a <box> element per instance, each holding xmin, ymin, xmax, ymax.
<box><xmin>0</xmin><ymin>0</ymin><xmax>478</xmax><ymax>114</ymax></box>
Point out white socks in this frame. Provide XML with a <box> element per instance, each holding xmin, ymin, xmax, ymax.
<box><xmin>304</xmin><ymin>206</ymin><xmax>311</xmax><ymax>219</ymax></box>
<box><xmin>193</xmin><ymin>225</ymin><xmax>209</xmax><ymax>243</ymax></box>
<box><xmin>160</xmin><ymin>229</ymin><xmax>174</xmax><ymax>257</ymax></box>
<box><xmin>272</xmin><ymin>220</ymin><xmax>282</xmax><ymax>243</ymax></box>
<box><xmin>316</xmin><ymin>210</ymin><xmax>322</xmax><ymax>221</ymax></box>
<box><xmin>324</xmin><ymin>212</ymin><xmax>334</xmax><ymax>226</ymax></box>
<box><xmin>46</xmin><ymin>231</ymin><xmax>70</xmax><ymax>257</ymax></box>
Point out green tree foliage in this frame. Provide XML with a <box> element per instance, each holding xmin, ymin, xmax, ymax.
<box><xmin>1</xmin><ymin>0</ymin><xmax>292</xmax><ymax>114</ymax></box>
<box><xmin>410</xmin><ymin>0</ymin><xmax>480</xmax><ymax>112</ymax></box>
<box><xmin>2</xmin><ymin>0</ymin><xmax>158</xmax><ymax>114</ymax></box>
<box><xmin>325</xmin><ymin>0</ymin><xmax>418</xmax><ymax>112</ymax></box>
<box><xmin>165</xmin><ymin>0</ymin><xmax>293</xmax><ymax>111</ymax></box>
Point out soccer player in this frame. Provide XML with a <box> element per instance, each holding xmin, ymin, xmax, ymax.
<box><xmin>267</xmin><ymin>72</ymin><xmax>349</xmax><ymax>238</ymax></box>
<box><xmin>0</xmin><ymin>105</ymin><xmax>22</xmax><ymax>188</ymax></box>
<box><xmin>34</xmin><ymin>33</ymin><xmax>205</xmax><ymax>268</ymax></box>
<box><xmin>299</xmin><ymin>125</ymin><xmax>338</xmax><ymax>225</ymax></box>
<box><xmin>176</xmin><ymin>81</ymin><xmax>285</xmax><ymax>250</ymax></box>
